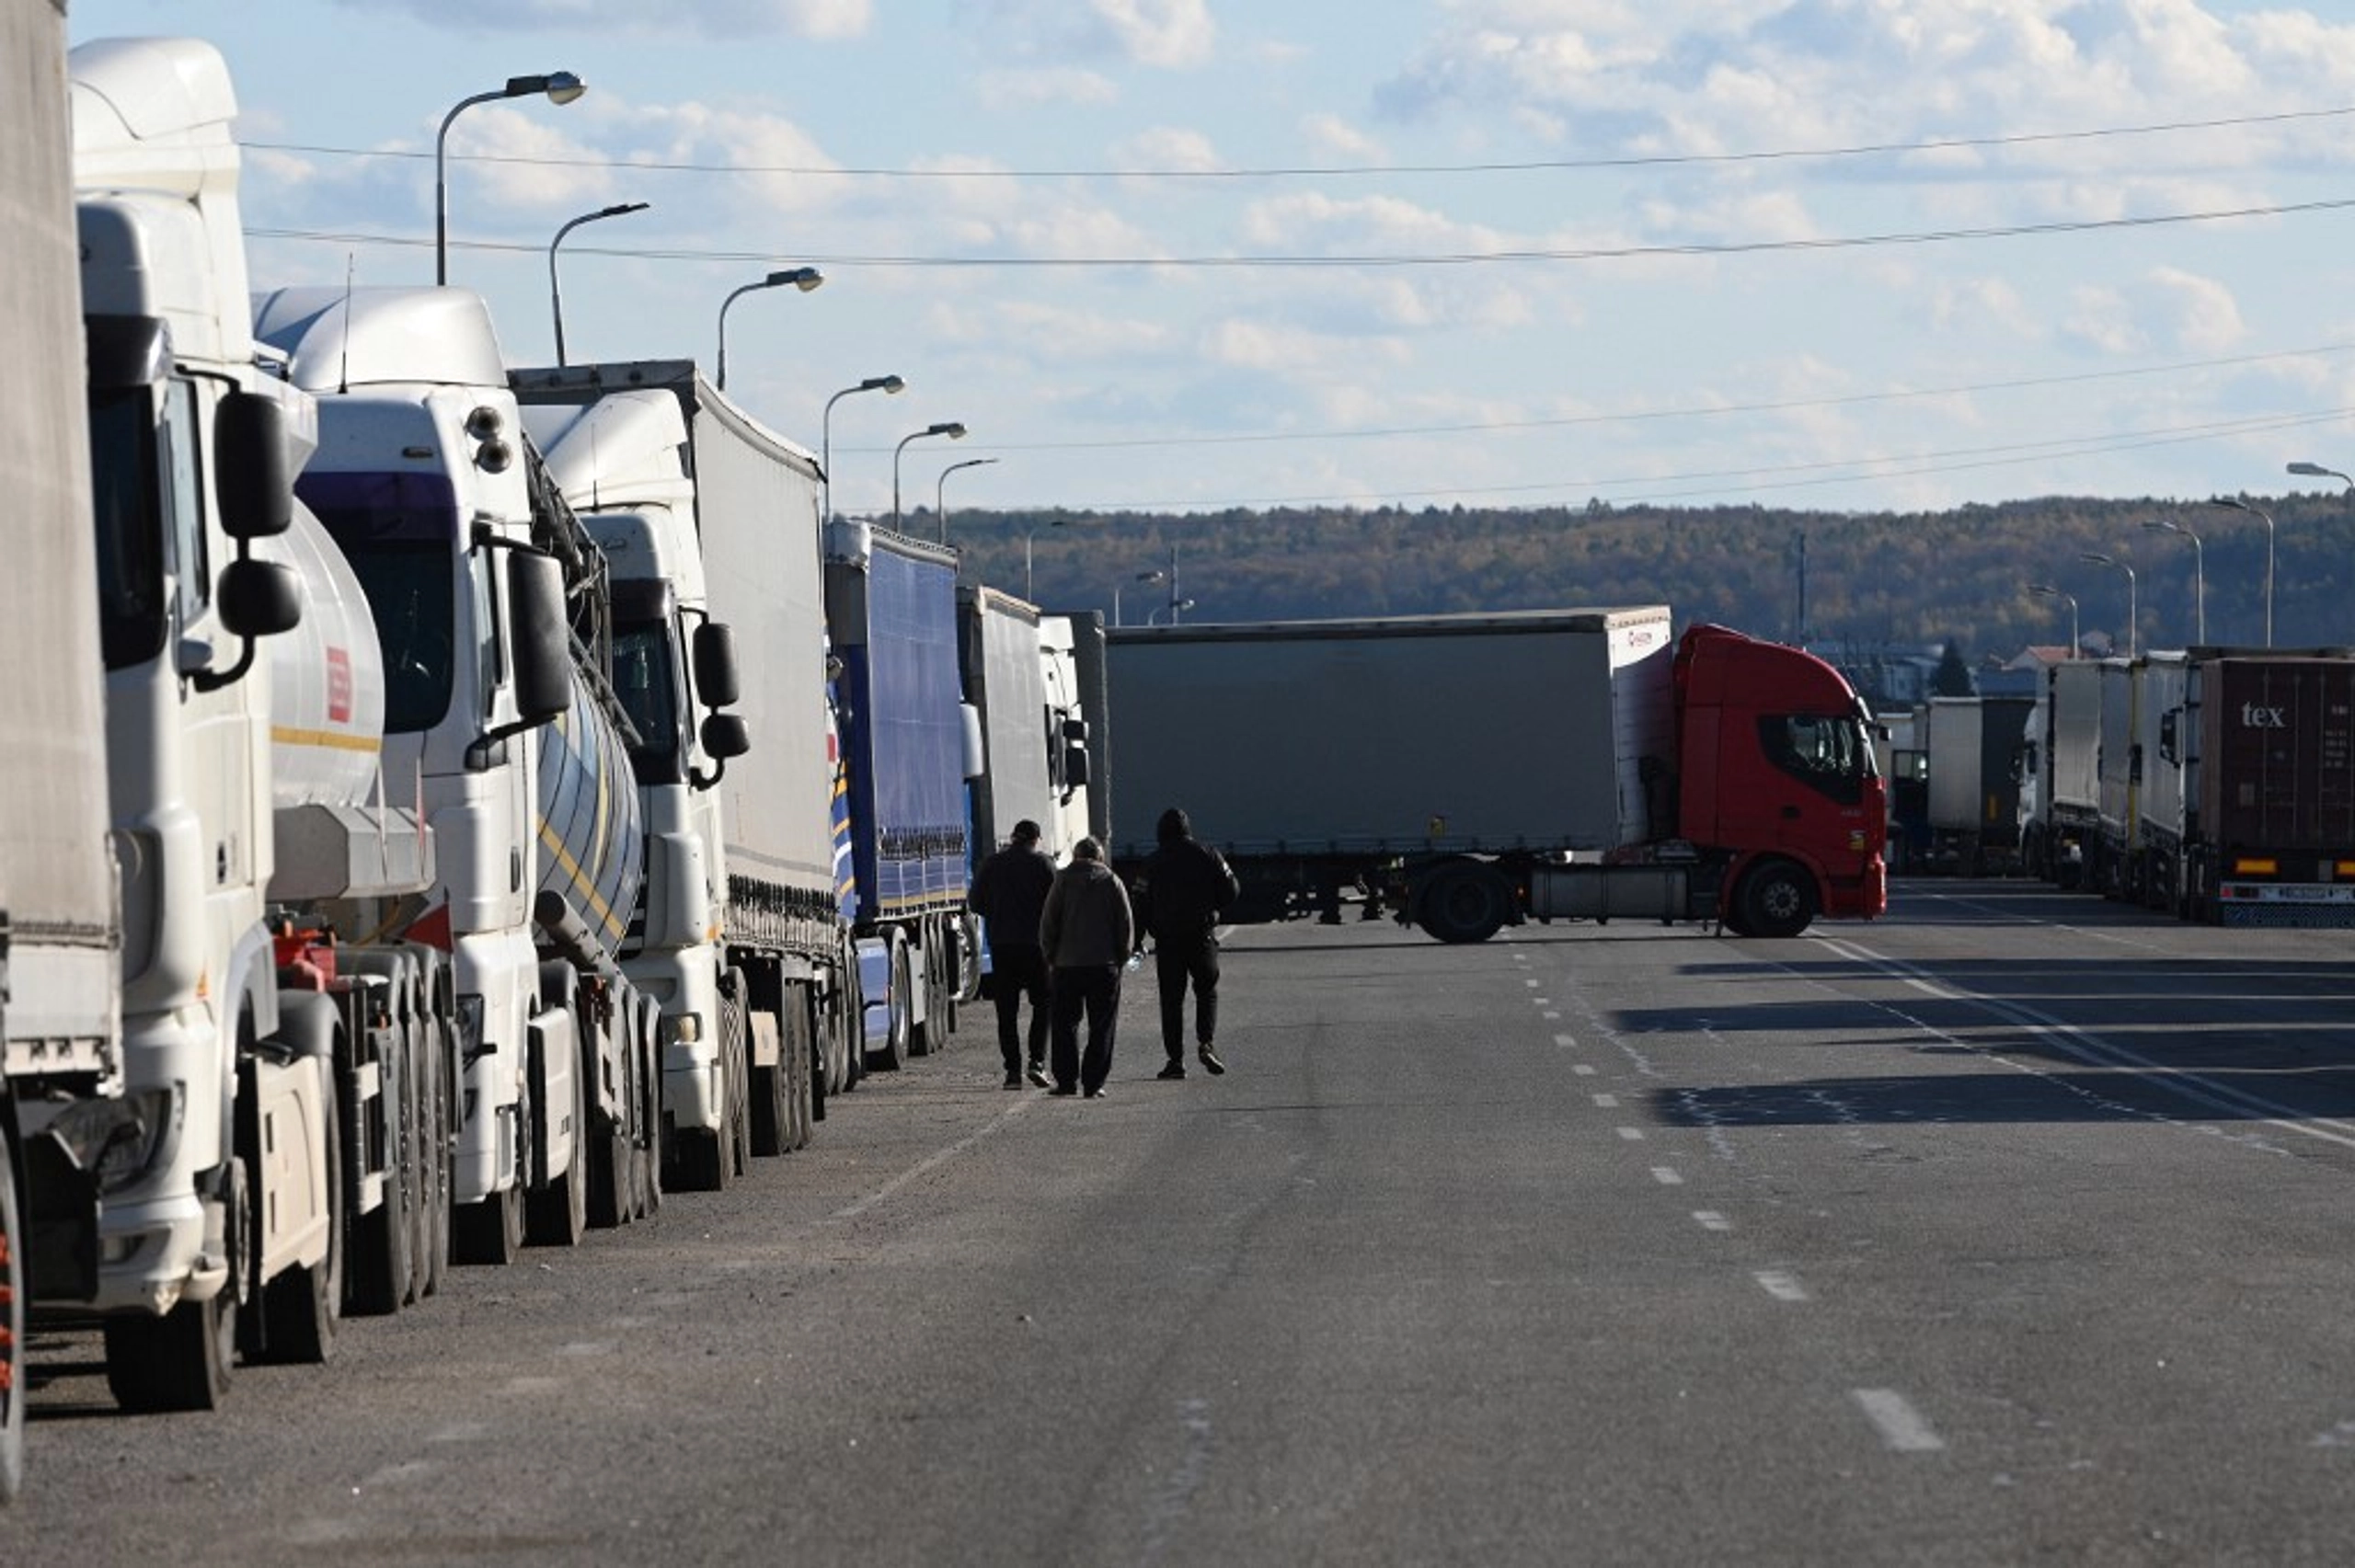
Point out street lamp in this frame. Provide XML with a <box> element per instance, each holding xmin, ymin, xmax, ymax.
<box><xmin>821</xmin><ymin>374</ymin><xmax>904</xmax><ymax>523</ymax></box>
<box><xmin>2142</xmin><ymin>520</ymin><xmax>2204</xmax><ymax>646</ymax></box>
<box><xmin>548</xmin><ymin>200</ymin><xmax>649</xmax><ymax>366</ymax></box>
<box><xmin>891</xmin><ymin>422</ymin><xmax>966</xmax><ymax>531</ymax></box>
<box><xmin>936</xmin><ymin>457</ymin><xmax>999</xmax><ymax>544</ymax></box>
<box><xmin>2210</xmin><ymin>496</ymin><xmax>2275</xmax><ymax>647</ymax></box>
<box><xmin>2082</xmin><ymin>552</ymin><xmax>2138</xmax><ymax>658</ymax></box>
<box><xmin>1114</xmin><ymin>568</ymin><xmax>1165</xmax><ymax>628</ymax></box>
<box><xmin>715</xmin><ymin>267</ymin><xmax>824</xmax><ymax>392</ymax></box>
<box><xmin>1023</xmin><ymin>518</ymin><xmax>1071</xmax><ymax>602</ymax></box>
<box><xmin>2028</xmin><ymin>583</ymin><xmax>2079</xmax><ymax>658</ymax></box>
<box><xmin>437</xmin><ymin>71</ymin><xmax>586</xmax><ymax>287</ymax></box>
<box><xmin>1148</xmin><ymin>598</ymin><xmax>1197</xmax><ymax>625</ymax></box>
<box><xmin>2289</xmin><ymin>460</ymin><xmax>2354</xmax><ymax>493</ymax></box>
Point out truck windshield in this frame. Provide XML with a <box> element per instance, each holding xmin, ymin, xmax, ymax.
<box><xmin>303</xmin><ymin>471</ymin><xmax>460</xmax><ymax>734</ymax></box>
<box><xmin>612</xmin><ymin>621</ymin><xmax>682</xmax><ymax>784</ymax></box>
<box><xmin>1759</xmin><ymin>713</ymin><xmax>1874</xmax><ymax>804</ymax></box>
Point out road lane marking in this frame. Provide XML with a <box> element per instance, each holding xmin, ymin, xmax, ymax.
<box><xmin>1554</xmin><ymin>1034</ymin><xmax>1577</xmax><ymax>1047</ymax></box>
<box><xmin>1811</xmin><ymin>934</ymin><xmax>2355</xmax><ymax>1154</ymax></box>
<box><xmin>833</xmin><ymin>1097</ymin><xmax>1034</xmax><ymax>1220</ymax></box>
<box><xmin>1592</xmin><ymin>1093</ymin><xmax>1620</xmax><ymax>1108</ymax></box>
<box><xmin>1616</xmin><ymin>1126</ymin><xmax>1646</xmax><ymax>1140</ymax></box>
<box><xmin>1572</xmin><ymin>1063</ymin><xmax>1597</xmax><ymax>1076</ymax></box>
<box><xmin>1693</xmin><ymin>1210</ymin><xmax>1733</xmax><ymax>1231</ymax></box>
<box><xmin>1753</xmin><ymin>1269</ymin><xmax>1810</xmax><ymax>1302</ymax></box>
<box><xmin>1852</xmin><ymin>1389</ymin><xmax>1947</xmax><ymax>1452</ymax></box>
<box><xmin>1650</xmin><ymin>1166</ymin><xmax>1684</xmax><ymax>1185</ymax></box>
<box><xmin>1525</xmin><ymin>978</ymin><xmax>1541</xmax><ymax>988</ymax></box>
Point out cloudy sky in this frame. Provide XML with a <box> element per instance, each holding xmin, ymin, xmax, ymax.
<box><xmin>64</xmin><ymin>0</ymin><xmax>2355</xmax><ymax>520</ymax></box>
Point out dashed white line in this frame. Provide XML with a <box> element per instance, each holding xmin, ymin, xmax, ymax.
<box><xmin>1524</xmin><ymin>979</ymin><xmax>1541</xmax><ymax>989</ymax></box>
<box><xmin>1572</xmin><ymin>1063</ymin><xmax>1597</xmax><ymax>1076</ymax></box>
<box><xmin>833</xmin><ymin>1097</ymin><xmax>1032</xmax><ymax>1220</ymax></box>
<box><xmin>1616</xmin><ymin>1126</ymin><xmax>1646</xmax><ymax>1141</ymax></box>
<box><xmin>1592</xmin><ymin>1093</ymin><xmax>1620</xmax><ymax>1108</ymax></box>
<box><xmin>1650</xmin><ymin>1166</ymin><xmax>1684</xmax><ymax>1185</ymax></box>
<box><xmin>1853</xmin><ymin>1389</ymin><xmax>1947</xmax><ymax>1452</ymax></box>
<box><xmin>1753</xmin><ymin>1269</ymin><xmax>1810</xmax><ymax>1302</ymax></box>
<box><xmin>1554</xmin><ymin>1034</ymin><xmax>1577</xmax><ymax>1048</ymax></box>
<box><xmin>1693</xmin><ymin>1210</ymin><xmax>1733</xmax><ymax>1232</ymax></box>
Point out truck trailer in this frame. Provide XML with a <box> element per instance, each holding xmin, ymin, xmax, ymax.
<box><xmin>825</xmin><ymin>523</ymin><xmax>973</xmax><ymax>1065</ymax></box>
<box><xmin>516</xmin><ymin>359</ymin><xmax>861</xmax><ymax>1174</ymax></box>
<box><xmin>1919</xmin><ymin>694</ymin><xmax>2034</xmax><ymax>876</ymax></box>
<box><xmin>2020</xmin><ymin>660</ymin><xmax>2100</xmax><ymax>887</ymax></box>
<box><xmin>2</xmin><ymin>0</ymin><xmax>136</xmax><ymax>1500</ymax></box>
<box><xmin>1105</xmin><ymin>610</ymin><xmax>1885</xmax><ymax>941</ymax></box>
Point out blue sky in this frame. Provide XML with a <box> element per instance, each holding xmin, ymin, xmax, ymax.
<box><xmin>64</xmin><ymin>0</ymin><xmax>2355</xmax><ymax>521</ymax></box>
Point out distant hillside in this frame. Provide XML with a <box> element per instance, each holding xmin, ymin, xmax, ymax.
<box><xmin>920</xmin><ymin>495</ymin><xmax>2355</xmax><ymax>664</ymax></box>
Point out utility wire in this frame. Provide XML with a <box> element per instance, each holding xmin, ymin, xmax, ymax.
<box><xmin>248</xmin><ymin>102</ymin><xmax>2355</xmax><ymax>181</ymax></box>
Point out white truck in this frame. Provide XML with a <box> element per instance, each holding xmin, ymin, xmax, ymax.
<box><xmin>2</xmin><ymin>0</ymin><xmax>137</xmax><ymax>1501</ymax></box>
<box><xmin>252</xmin><ymin>283</ymin><xmax>662</xmax><ymax>1253</ymax></box>
<box><xmin>69</xmin><ymin>34</ymin><xmax>460</xmax><ymax>1413</ymax></box>
<box><xmin>515</xmin><ymin>360</ymin><xmax>863</xmax><ymax>1180</ymax></box>
<box><xmin>1919</xmin><ymin>694</ymin><xmax>2034</xmax><ymax>876</ymax></box>
<box><xmin>2020</xmin><ymin>659</ymin><xmax>2101</xmax><ymax>887</ymax></box>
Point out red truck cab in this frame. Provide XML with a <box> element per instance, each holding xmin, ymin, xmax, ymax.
<box><xmin>1674</xmin><ymin>624</ymin><xmax>1889</xmax><ymax>930</ymax></box>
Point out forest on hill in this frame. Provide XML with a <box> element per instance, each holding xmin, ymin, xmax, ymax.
<box><xmin>917</xmin><ymin>492</ymin><xmax>2355</xmax><ymax>668</ymax></box>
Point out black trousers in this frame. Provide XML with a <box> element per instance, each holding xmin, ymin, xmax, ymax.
<box><xmin>991</xmin><ymin>943</ymin><xmax>1051</xmax><ymax>1071</ymax></box>
<box><xmin>1155</xmin><ymin>931</ymin><xmax>1220</xmax><ymax>1059</ymax></box>
<box><xmin>1050</xmin><ymin>964</ymin><xmax>1122</xmax><ymax>1093</ymax></box>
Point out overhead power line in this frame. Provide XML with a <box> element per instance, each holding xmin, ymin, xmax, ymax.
<box><xmin>249</xmin><ymin>102</ymin><xmax>2355</xmax><ymax>181</ymax></box>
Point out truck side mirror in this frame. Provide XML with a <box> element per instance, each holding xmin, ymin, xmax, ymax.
<box><xmin>694</xmin><ymin>621</ymin><xmax>741</xmax><ymax>709</ymax></box>
<box><xmin>1062</xmin><ymin>716</ymin><xmax>1088</xmax><ymax>741</ymax></box>
<box><xmin>2157</xmin><ymin>710</ymin><xmax>2179</xmax><ymax>766</ymax></box>
<box><xmin>1063</xmin><ymin>745</ymin><xmax>1092</xmax><ymax>789</ymax></box>
<box><xmin>700</xmin><ymin>713</ymin><xmax>750</xmax><ymax>761</ymax></box>
<box><xmin>506</xmin><ymin>549</ymin><xmax>573</xmax><ymax>727</ymax></box>
<box><xmin>213</xmin><ymin>391</ymin><xmax>293</xmax><ymax>541</ymax></box>
<box><xmin>216</xmin><ymin>557</ymin><xmax>302</xmax><ymax>639</ymax></box>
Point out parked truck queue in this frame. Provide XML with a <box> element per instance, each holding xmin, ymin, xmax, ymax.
<box><xmin>3</xmin><ymin>21</ymin><xmax>1895</xmax><ymax>1504</ymax></box>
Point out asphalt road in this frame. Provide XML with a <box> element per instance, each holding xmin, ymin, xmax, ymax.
<box><xmin>8</xmin><ymin>879</ymin><xmax>2355</xmax><ymax>1565</ymax></box>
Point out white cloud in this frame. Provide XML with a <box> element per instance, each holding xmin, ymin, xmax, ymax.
<box><xmin>969</xmin><ymin>0</ymin><xmax>1216</xmax><ymax>68</ymax></box>
<box><xmin>2062</xmin><ymin>285</ymin><xmax>2147</xmax><ymax>356</ymax></box>
<box><xmin>2145</xmin><ymin>266</ymin><xmax>2246</xmax><ymax>354</ymax></box>
<box><xmin>1301</xmin><ymin>113</ymin><xmax>1385</xmax><ymax>164</ymax></box>
<box><xmin>1114</xmin><ymin>127</ymin><xmax>1224</xmax><ymax>173</ymax></box>
<box><xmin>973</xmin><ymin>68</ymin><xmax>1121</xmax><ymax>109</ymax></box>
<box><xmin>338</xmin><ymin>0</ymin><xmax>870</xmax><ymax>38</ymax></box>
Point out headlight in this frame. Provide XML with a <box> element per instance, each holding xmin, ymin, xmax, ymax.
<box><xmin>94</xmin><ymin>1082</ymin><xmax>185</xmax><ymax>1194</ymax></box>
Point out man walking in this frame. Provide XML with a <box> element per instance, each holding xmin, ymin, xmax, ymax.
<box><xmin>971</xmin><ymin>818</ymin><xmax>1056</xmax><ymax>1089</ymax></box>
<box><xmin>1039</xmin><ymin>837</ymin><xmax>1133</xmax><ymax>1099</ymax></box>
<box><xmin>1132</xmin><ymin>807</ymin><xmax>1240</xmax><ymax>1080</ymax></box>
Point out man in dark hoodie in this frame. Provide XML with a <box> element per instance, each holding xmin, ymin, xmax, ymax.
<box><xmin>1132</xmin><ymin>807</ymin><xmax>1241</xmax><ymax>1080</ymax></box>
<box><xmin>971</xmin><ymin>818</ymin><xmax>1056</xmax><ymax>1090</ymax></box>
<box><xmin>1038</xmin><ymin>836</ymin><xmax>1134</xmax><ymax>1098</ymax></box>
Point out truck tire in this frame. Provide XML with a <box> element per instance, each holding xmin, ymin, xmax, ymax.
<box><xmin>347</xmin><ymin>1027</ymin><xmax>410</xmax><ymax>1318</ymax></box>
<box><xmin>1</xmin><ymin>1124</ymin><xmax>25</xmax><ymax>1504</ymax></box>
<box><xmin>867</xmin><ymin>936</ymin><xmax>912</xmax><ymax>1072</ymax></box>
<box><xmin>454</xmin><ymin>1183</ymin><xmax>526</xmax><ymax>1266</ymax></box>
<box><xmin>419</xmin><ymin>1013</ymin><xmax>453</xmax><ymax>1296</ymax></box>
<box><xmin>1735</xmin><ymin>860</ymin><xmax>1816</xmax><ymax>939</ymax></box>
<box><xmin>105</xmin><ymin>1156</ymin><xmax>247</xmax><ymax>1413</ymax></box>
<box><xmin>1417</xmin><ymin>862</ymin><xmax>1511</xmax><ymax>944</ymax></box>
<box><xmin>751</xmin><ymin>979</ymin><xmax>791</xmax><ymax>1157</ymax></box>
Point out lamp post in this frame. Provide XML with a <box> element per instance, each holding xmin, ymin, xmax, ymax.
<box><xmin>548</xmin><ymin>200</ymin><xmax>649</xmax><ymax>366</ymax></box>
<box><xmin>2289</xmin><ymin>460</ymin><xmax>2354</xmax><ymax>493</ymax></box>
<box><xmin>1022</xmin><ymin>518</ymin><xmax>1068</xmax><ymax>602</ymax></box>
<box><xmin>1161</xmin><ymin>543</ymin><xmax>1183</xmax><ymax>624</ymax></box>
<box><xmin>2028</xmin><ymin>583</ymin><xmax>2079</xmax><ymax>658</ymax></box>
<box><xmin>935</xmin><ymin>457</ymin><xmax>998</xmax><ymax>544</ymax></box>
<box><xmin>1114</xmin><ymin>568</ymin><xmax>1165</xmax><ymax>628</ymax></box>
<box><xmin>437</xmin><ymin>71</ymin><xmax>586</xmax><ymax>287</ymax></box>
<box><xmin>821</xmin><ymin>374</ymin><xmax>904</xmax><ymax>523</ymax></box>
<box><xmin>891</xmin><ymin>422</ymin><xmax>966</xmax><ymax>531</ymax></box>
<box><xmin>1148</xmin><ymin>598</ymin><xmax>1197</xmax><ymax>625</ymax></box>
<box><xmin>715</xmin><ymin>267</ymin><xmax>823</xmax><ymax>392</ymax></box>
<box><xmin>2142</xmin><ymin>520</ymin><xmax>2204</xmax><ymax>646</ymax></box>
<box><xmin>2082</xmin><ymin>552</ymin><xmax>2138</xmax><ymax>658</ymax></box>
<box><xmin>2211</xmin><ymin>496</ymin><xmax>2275</xmax><ymax>647</ymax></box>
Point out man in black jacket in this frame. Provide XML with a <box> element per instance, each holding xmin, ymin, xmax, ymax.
<box><xmin>971</xmin><ymin>819</ymin><xmax>1056</xmax><ymax>1089</ymax></box>
<box><xmin>1132</xmin><ymin>807</ymin><xmax>1240</xmax><ymax>1079</ymax></box>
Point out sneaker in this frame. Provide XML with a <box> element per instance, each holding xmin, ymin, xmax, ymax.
<box><xmin>1156</xmin><ymin>1061</ymin><xmax>1187</xmax><ymax>1081</ymax></box>
<box><xmin>1003</xmin><ymin>1070</ymin><xmax>1024</xmax><ymax>1090</ymax></box>
<box><xmin>1048</xmin><ymin>1085</ymin><xmax>1078</xmax><ymax>1097</ymax></box>
<box><xmin>1084</xmin><ymin>1086</ymin><xmax>1109</xmax><ymax>1099</ymax></box>
<box><xmin>1198</xmin><ymin>1045</ymin><xmax>1225</xmax><ymax>1075</ymax></box>
<box><xmin>1026</xmin><ymin>1061</ymin><xmax>1051</xmax><ymax>1089</ymax></box>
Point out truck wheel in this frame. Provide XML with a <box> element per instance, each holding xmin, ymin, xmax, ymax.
<box><xmin>2</xmin><ymin>1125</ymin><xmax>25</xmax><ymax>1504</ymax></box>
<box><xmin>106</xmin><ymin>1156</ymin><xmax>247</xmax><ymax>1412</ymax></box>
<box><xmin>419</xmin><ymin>1015</ymin><xmax>453</xmax><ymax>1297</ymax></box>
<box><xmin>867</xmin><ymin>937</ymin><xmax>912</xmax><ymax>1072</ymax></box>
<box><xmin>1735</xmin><ymin>861</ymin><xmax>1817</xmax><ymax>939</ymax></box>
<box><xmin>1417</xmin><ymin>863</ymin><xmax>1510</xmax><ymax>944</ymax></box>
<box><xmin>525</xmin><ymin>1038</ymin><xmax>589</xmax><ymax>1248</ymax></box>
<box><xmin>454</xmin><ymin>1184</ymin><xmax>526</xmax><ymax>1266</ymax></box>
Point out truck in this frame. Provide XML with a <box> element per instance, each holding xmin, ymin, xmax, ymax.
<box><xmin>2090</xmin><ymin>657</ymin><xmax>2140</xmax><ymax>899</ymax></box>
<box><xmin>251</xmin><ymin>280</ymin><xmax>665</xmax><ymax>1253</ymax></box>
<box><xmin>2019</xmin><ymin>660</ymin><xmax>2101</xmax><ymax>887</ymax></box>
<box><xmin>824</xmin><ymin>522</ymin><xmax>973</xmax><ymax>1065</ymax></box>
<box><xmin>1105</xmin><ymin>609</ymin><xmax>1886</xmax><ymax>942</ymax></box>
<box><xmin>2123</xmin><ymin>650</ymin><xmax>2355</xmax><ymax>924</ymax></box>
<box><xmin>1918</xmin><ymin>694</ymin><xmax>2034</xmax><ymax>876</ymax></box>
<box><xmin>1039</xmin><ymin>611</ymin><xmax>1109</xmax><ymax>854</ymax></box>
<box><xmin>63</xmin><ymin>35</ymin><xmax>466</xmax><ymax>1413</ymax></box>
<box><xmin>2</xmin><ymin>0</ymin><xmax>138</xmax><ymax>1500</ymax></box>
<box><xmin>514</xmin><ymin>359</ymin><xmax>862</xmax><ymax>1177</ymax></box>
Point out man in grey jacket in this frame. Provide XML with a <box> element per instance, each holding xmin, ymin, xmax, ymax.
<box><xmin>1038</xmin><ymin>837</ymin><xmax>1134</xmax><ymax>1098</ymax></box>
